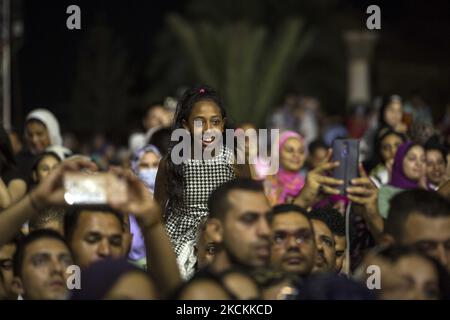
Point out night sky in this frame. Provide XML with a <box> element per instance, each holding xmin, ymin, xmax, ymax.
<box><xmin>12</xmin><ymin>0</ymin><xmax>450</xmax><ymax>133</ymax></box>
<box><xmin>16</xmin><ymin>0</ymin><xmax>183</xmax><ymax>126</ymax></box>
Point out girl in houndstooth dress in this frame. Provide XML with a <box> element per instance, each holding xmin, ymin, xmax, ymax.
<box><xmin>154</xmin><ymin>85</ymin><xmax>250</xmax><ymax>279</ymax></box>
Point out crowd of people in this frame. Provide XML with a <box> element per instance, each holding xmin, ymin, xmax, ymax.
<box><xmin>1</xmin><ymin>85</ymin><xmax>450</xmax><ymax>300</ymax></box>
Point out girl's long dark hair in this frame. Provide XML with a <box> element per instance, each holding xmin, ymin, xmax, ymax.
<box><xmin>166</xmin><ymin>85</ymin><xmax>230</xmax><ymax>211</ymax></box>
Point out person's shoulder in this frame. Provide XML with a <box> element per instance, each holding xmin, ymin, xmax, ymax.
<box><xmin>379</xmin><ymin>185</ymin><xmax>403</xmax><ymax>198</ymax></box>
<box><xmin>378</xmin><ymin>185</ymin><xmax>404</xmax><ymax>218</ymax></box>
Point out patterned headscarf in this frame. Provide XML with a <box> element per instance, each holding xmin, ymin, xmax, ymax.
<box><xmin>266</xmin><ymin>131</ymin><xmax>305</xmax><ymax>205</ymax></box>
<box><xmin>130</xmin><ymin>144</ymin><xmax>161</xmax><ymax>175</ymax></box>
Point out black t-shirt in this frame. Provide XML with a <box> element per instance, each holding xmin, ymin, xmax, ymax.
<box><xmin>1</xmin><ymin>166</ymin><xmax>26</xmax><ymax>185</ymax></box>
<box><xmin>14</xmin><ymin>150</ymin><xmax>38</xmax><ymax>187</ymax></box>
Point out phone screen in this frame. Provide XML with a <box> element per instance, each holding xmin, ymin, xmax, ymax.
<box><xmin>64</xmin><ymin>172</ymin><xmax>127</xmax><ymax>207</ymax></box>
<box><xmin>331</xmin><ymin>139</ymin><xmax>360</xmax><ymax>195</ymax></box>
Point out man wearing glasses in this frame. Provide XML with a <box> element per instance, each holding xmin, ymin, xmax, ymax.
<box><xmin>269</xmin><ymin>204</ymin><xmax>317</xmax><ymax>277</ymax></box>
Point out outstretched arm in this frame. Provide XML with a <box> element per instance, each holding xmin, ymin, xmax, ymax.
<box><xmin>0</xmin><ymin>158</ymin><xmax>97</xmax><ymax>246</ymax></box>
<box><xmin>109</xmin><ymin>168</ymin><xmax>181</xmax><ymax>298</ymax></box>
<box><xmin>8</xmin><ymin>178</ymin><xmax>27</xmax><ymax>204</ymax></box>
<box><xmin>347</xmin><ymin>164</ymin><xmax>384</xmax><ymax>242</ymax></box>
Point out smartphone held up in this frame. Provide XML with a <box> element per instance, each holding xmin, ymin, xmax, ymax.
<box><xmin>331</xmin><ymin>139</ymin><xmax>360</xmax><ymax>195</ymax></box>
<box><xmin>63</xmin><ymin>172</ymin><xmax>128</xmax><ymax>208</ymax></box>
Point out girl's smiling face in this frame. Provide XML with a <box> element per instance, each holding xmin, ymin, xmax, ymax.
<box><xmin>182</xmin><ymin>100</ymin><xmax>225</xmax><ymax>149</ymax></box>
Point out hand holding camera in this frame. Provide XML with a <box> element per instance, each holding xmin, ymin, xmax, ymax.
<box><xmin>61</xmin><ymin>162</ymin><xmax>161</xmax><ymax>228</ymax></box>
<box><xmin>31</xmin><ymin>157</ymin><xmax>98</xmax><ymax>210</ymax></box>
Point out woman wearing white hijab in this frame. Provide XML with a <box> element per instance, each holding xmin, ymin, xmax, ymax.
<box><xmin>25</xmin><ymin>108</ymin><xmax>63</xmax><ymax>154</ymax></box>
<box><xmin>16</xmin><ymin>108</ymin><xmax>71</xmax><ymax>187</ymax></box>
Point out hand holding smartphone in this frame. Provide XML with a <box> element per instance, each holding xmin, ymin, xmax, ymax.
<box><xmin>331</xmin><ymin>139</ymin><xmax>360</xmax><ymax>195</ymax></box>
<box><xmin>63</xmin><ymin>172</ymin><xmax>128</xmax><ymax>208</ymax></box>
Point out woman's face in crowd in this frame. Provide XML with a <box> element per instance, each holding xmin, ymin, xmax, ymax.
<box><xmin>104</xmin><ymin>271</ymin><xmax>157</xmax><ymax>300</ymax></box>
<box><xmin>183</xmin><ymin>100</ymin><xmax>225</xmax><ymax>149</ymax></box>
<box><xmin>25</xmin><ymin>121</ymin><xmax>51</xmax><ymax>155</ymax></box>
<box><xmin>280</xmin><ymin>138</ymin><xmax>305</xmax><ymax>172</ymax></box>
<box><xmin>34</xmin><ymin>155</ymin><xmax>60</xmax><ymax>183</ymax></box>
<box><xmin>402</xmin><ymin>146</ymin><xmax>426</xmax><ymax>181</ymax></box>
<box><xmin>377</xmin><ymin>255</ymin><xmax>440</xmax><ymax>300</ymax></box>
<box><xmin>144</xmin><ymin>106</ymin><xmax>172</xmax><ymax>130</ymax></box>
<box><xmin>308</xmin><ymin>147</ymin><xmax>328</xmax><ymax>169</ymax></box>
<box><xmin>426</xmin><ymin>150</ymin><xmax>446</xmax><ymax>186</ymax></box>
<box><xmin>380</xmin><ymin>134</ymin><xmax>403</xmax><ymax>163</ymax></box>
<box><xmin>138</xmin><ymin>152</ymin><xmax>160</xmax><ymax>170</ymax></box>
<box><xmin>384</xmin><ymin>101</ymin><xmax>403</xmax><ymax>128</ymax></box>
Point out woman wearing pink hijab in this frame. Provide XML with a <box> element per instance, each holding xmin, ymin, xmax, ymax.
<box><xmin>264</xmin><ymin>131</ymin><xmax>306</xmax><ymax>206</ymax></box>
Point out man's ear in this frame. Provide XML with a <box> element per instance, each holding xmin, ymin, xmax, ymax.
<box><xmin>11</xmin><ymin>277</ymin><xmax>25</xmax><ymax>297</ymax></box>
<box><xmin>206</xmin><ymin>218</ymin><xmax>223</xmax><ymax>243</ymax></box>
<box><xmin>32</xmin><ymin>171</ymin><xmax>38</xmax><ymax>183</ymax></box>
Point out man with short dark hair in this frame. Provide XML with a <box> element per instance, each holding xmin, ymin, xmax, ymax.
<box><xmin>176</xmin><ymin>179</ymin><xmax>270</xmax><ymax>299</ymax></box>
<box><xmin>424</xmin><ymin>142</ymin><xmax>448</xmax><ymax>190</ymax></box>
<box><xmin>384</xmin><ymin>189</ymin><xmax>450</xmax><ymax>273</ymax></box>
<box><xmin>12</xmin><ymin>229</ymin><xmax>73</xmax><ymax>300</ymax></box>
<box><xmin>308</xmin><ymin>208</ymin><xmax>346</xmax><ymax>273</ymax></box>
<box><xmin>269</xmin><ymin>204</ymin><xmax>316</xmax><ymax>277</ymax></box>
<box><xmin>64</xmin><ymin>208</ymin><xmax>125</xmax><ymax>269</ymax></box>
<box><xmin>207</xmin><ymin>178</ymin><xmax>272</xmax><ymax>273</ymax></box>
<box><xmin>306</xmin><ymin>209</ymin><xmax>337</xmax><ymax>274</ymax></box>
<box><xmin>29</xmin><ymin>207</ymin><xmax>65</xmax><ymax>236</ymax></box>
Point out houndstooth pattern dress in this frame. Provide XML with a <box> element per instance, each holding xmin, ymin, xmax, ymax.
<box><xmin>165</xmin><ymin>145</ymin><xmax>236</xmax><ymax>257</ymax></box>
